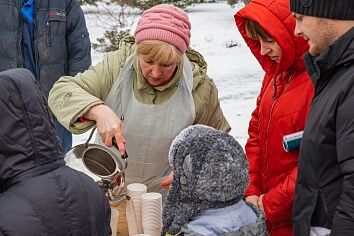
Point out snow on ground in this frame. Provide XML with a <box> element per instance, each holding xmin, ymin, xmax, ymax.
<box><xmin>73</xmin><ymin>1</ymin><xmax>264</xmax><ymax>148</ymax></box>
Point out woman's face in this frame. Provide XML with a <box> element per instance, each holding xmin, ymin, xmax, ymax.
<box><xmin>258</xmin><ymin>37</ymin><xmax>282</xmax><ymax>63</ymax></box>
<box><xmin>138</xmin><ymin>55</ymin><xmax>177</xmax><ymax>87</ymax></box>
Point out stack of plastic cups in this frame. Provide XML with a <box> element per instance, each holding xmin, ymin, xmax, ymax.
<box><xmin>126</xmin><ymin>183</ymin><xmax>147</xmax><ymax>235</ymax></box>
<box><xmin>110</xmin><ymin>208</ymin><xmax>119</xmax><ymax>236</ymax></box>
<box><xmin>141</xmin><ymin>193</ymin><xmax>162</xmax><ymax>236</ymax></box>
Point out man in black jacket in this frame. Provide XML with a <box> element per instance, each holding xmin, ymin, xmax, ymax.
<box><xmin>0</xmin><ymin>69</ymin><xmax>111</xmax><ymax>236</ymax></box>
<box><xmin>0</xmin><ymin>0</ymin><xmax>92</xmax><ymax>153</ymax></box>
<box><xmin>290</xmin><ymin>0</ymin><xmax>354</xmax><ymax>235</ymax></box>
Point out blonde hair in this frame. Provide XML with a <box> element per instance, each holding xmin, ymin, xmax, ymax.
<box><xmin>136</xmin><ymin>40</ymin><xmax>183</xmax><ymax>65</ymax></box>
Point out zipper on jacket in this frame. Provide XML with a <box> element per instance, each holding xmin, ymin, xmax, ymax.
<box><xmin>273</xmin><ymin>76</ymin><xmax>277</xmax><ymax>99</ymax></box>
<box><xmin>272</xmin><ymin>73</ymin><xmax>293</xmax><ymax>99</ymax></box>
<box><xmin>264</xmin><ymin>73</ymin><xmax>293</xmax><ymax>191</ymax></box>
<box><xmin>46</xmin><ymin>21</ymin><xmax>51</xmax><ymax>47</ymax></box>
<box><xmin>34</xmin><ymin>4</ymin><xmax>39</xmax><ymax>79</ymax></box>
<box><xmin>18</xmin><ymin>5</ymin><xmax>23</xmax><ymax>68</ymax></box>
<box><xmin>265</xmin><ymin>75</ymin><xmax>277</xmax><ymax>190</ymax></box>
<box><xmin>34</xmin><ymin>22</ymin><xmax>39</xmax><ymax>79</ymax></box>
<box><xmin>264</xmin><ymin>98</ymin><xmax>276</xmax><ymax>191</ymax></box>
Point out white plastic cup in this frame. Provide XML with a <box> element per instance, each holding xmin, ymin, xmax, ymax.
<box><xmin>127</xmin><ymin>183</ymin><xmax>147</xmax><ymax>193</ymax></box>
<box><xmin>141</xmin><ymin>193</ymin><xmax>162</xmax><ymax>229</ymax></box>
<box><xmin>126</xmin><ymin>201</ymin><xmax>139</xmax><ymax>236</ymax></box>
<box><xmin>126</xmin><ymin>183</ymin><xmax>147</xmax><ymax>234</ymax></box>
<box><xmin>110</xmin><ymin>208</ymin><xmax>119</xmax><ymax>236</ymax></box>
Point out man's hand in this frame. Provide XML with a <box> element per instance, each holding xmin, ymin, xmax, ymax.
<box><xmin>245</xmin><ymin>195</ymin><xmax>260</xmax><ymax>207</ymax></box>
<box><xmin>85</xmin><ymin>104</ymin><xmax>126</xmax><ymax>155</ymax></box>
<box><xmin>160</xmin><ymin>171</ymin><xmax>174</xmax><ymax>189</ymax></box>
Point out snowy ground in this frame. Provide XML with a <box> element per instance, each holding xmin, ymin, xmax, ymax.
<box><xmin>73</xmin><ymin>1</ymin><xmax>264</xmax><ymax>148</ymax></box>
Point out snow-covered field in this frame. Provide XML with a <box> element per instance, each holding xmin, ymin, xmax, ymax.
<box><xmin>73</xmin><ymin>1</ymin><xmax>263</xmax><ymax>148</ymax></box>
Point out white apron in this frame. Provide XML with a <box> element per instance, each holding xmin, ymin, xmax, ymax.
<box><xmin>98</xmin><ymin>54</ymin><xmax>195</xmax><ymax>194</ymax></box>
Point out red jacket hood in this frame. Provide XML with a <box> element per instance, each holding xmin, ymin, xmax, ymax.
<box><xmin>235</xmin><ymin>0</ymin><xmax>309</xmax><ymax>76</ymax></box>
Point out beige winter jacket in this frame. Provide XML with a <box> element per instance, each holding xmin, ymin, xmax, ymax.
<box><xmin>48</xmin><ymin>36</ymin><xmax>230</xmax><ymax>134</ymax></box>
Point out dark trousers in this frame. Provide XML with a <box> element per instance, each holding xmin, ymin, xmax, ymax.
<box><xmin>53</xmin><ymin>117</ymin><xmax>72</xmax><ymax>153</ymax></box>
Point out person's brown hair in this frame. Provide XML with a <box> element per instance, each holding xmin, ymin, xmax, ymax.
<box><xmin>244</xmin><ymin>19</ymin><xmax>272</xmax><ymax>41</ymax></box>
<box><xmin>136</xmin><ymin>40</ymin><xmax>183</xmax><ymax>65</ymax></box>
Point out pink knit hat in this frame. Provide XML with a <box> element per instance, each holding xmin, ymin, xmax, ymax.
<box><xmin>134</xmin><ymin>4</ymin><xmax>191</xmax><ymax>53</ymax></box>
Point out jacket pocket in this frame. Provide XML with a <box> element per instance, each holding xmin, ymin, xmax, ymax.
<box><xmin>46</xmin><ymin>10</ymin><xmax>66</xmax><ymax>47</ymax></box>
<box><xmin>311</xmin><ymin>190</ymin><xmax>331</xmax><ymax>228</ymax></box>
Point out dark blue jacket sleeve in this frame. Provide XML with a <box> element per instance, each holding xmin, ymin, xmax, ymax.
<box><xmin>65</xmin><ymin>0</ymin><xmax>91</xmax><ymax>76</ymax></box>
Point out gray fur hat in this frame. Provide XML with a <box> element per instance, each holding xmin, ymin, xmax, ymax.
<box><xmin>162</xmin><ymin>125</ymin><xmax>249</xmax><ymax>235</ymax></box>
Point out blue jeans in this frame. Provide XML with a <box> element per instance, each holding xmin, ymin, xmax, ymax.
<box><xmin>53</xmin><ymin>117</ymin><xmax>72</xmax><ymax>153</ymax></box>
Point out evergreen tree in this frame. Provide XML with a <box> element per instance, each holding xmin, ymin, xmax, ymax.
<box><xmin>82</xmin><ymin>0</ymin><xmax>203</xmax><ymax>52</ymax></box>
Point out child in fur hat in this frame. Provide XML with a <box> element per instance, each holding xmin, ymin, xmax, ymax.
<box><xmin>162</xmin><ymin>125</ymin><xmax>268</xmax><ymax>236</ymax></box>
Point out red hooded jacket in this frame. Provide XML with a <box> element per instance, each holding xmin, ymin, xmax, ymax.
<box><xmin>235</xmin><ymin>0</ymin><xmax>314</xmax><ymax>235</ymax></box>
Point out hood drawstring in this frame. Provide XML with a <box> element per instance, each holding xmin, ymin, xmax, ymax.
<box><xmin>273</xmin><ymin>72</ymin><xmax>294</xmax><ymax>99</ymax></box>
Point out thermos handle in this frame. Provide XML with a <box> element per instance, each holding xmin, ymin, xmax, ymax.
<box><xmin>112</xmin><ymin>139</ymin><xmax>128</xmax><ymax>160</ymax></box>
<box><xmin>86</xmin><ymin>126</ymin><xmax>128</xmax><ymax>159</ymax></box>
<box><xmin>84</xmin><ymin>126</ymin><xmax>97</xmax><ymax>147</ymax></box>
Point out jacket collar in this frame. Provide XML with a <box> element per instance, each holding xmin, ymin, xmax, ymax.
<box><xmin>304</xmin><ymin>26</ymin><xmax>354</xmax><ymax>86</ymax></box>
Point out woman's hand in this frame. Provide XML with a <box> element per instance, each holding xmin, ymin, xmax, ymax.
<box><xmin>85</xmin><ymin>104</ymin><xmax>126</xmax><ymax>155</ymax></box>
<box><xmin>245</xmin><ymin>195</ymin><xmax>260</xmax><ymax>207</ymax></box>
<box><xmin>258</xmin><ymin>194</ymin><xmax>264</xmax><ymax>212</ymax></box>
<box><xmin>160</xmin><ymin>171</ymin><xmax>174</xmax><ymax>189</ymax></box>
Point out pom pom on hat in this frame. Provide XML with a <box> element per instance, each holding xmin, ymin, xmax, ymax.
<box><xmin>134</xmin><ymin>4</ymin><xmax>191</xmax><ymax>53</ymax></box>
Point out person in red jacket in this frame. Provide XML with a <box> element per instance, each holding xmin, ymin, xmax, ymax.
<box><xmin>234</xmin><ymin>0</ymin><xmax>314</xmax><ymax>235</ymax></box>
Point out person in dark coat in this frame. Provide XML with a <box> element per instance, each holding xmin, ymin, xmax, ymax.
<box><xmin>0</xmin><ymin>0</ymin><xmax>92</xmax><ymax>153</ymax></box>
<box><xmin>0</xmin><ymin>68</ymin><xmax>111</xmax><ymax>236</ymax></box>
<box><xmin>290</xmin><ymin>0</ymin><xmax>354</xmax><ymax>235</ymax></box>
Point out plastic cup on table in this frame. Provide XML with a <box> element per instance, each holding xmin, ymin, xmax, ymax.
<box><xmin>143</xmin><ymin>228</ymin><xmax>161</xmax><ymax>236</ymax></box>
<box><xmin>141</xmin><ymin>193</ymin><xmax>162</xmax><ymax>232</ymax></box>
<box><xmin>126</xmin><ymin>183</ymin><xmax>147</xmax><ymax>235</ymax></box>
<box><xmin>110</xmin><ymin>208</ymin><xmax>119</xmax><ymax>236</ymax></box>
